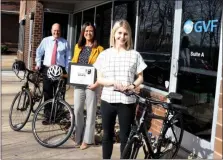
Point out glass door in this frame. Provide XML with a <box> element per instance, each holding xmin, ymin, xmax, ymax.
<box><xmin>113</xmin><ymin>0</ymin><xmax>137</xmax><ymax>43</ymax></box>
<box><xmin>174</xmin><ymin>0</ymin><xmax>222</xmax><ymax>158</ymax></box>
<box><xmin>43</xmin><ymin>12</ymin><xmax>69</xmax><ymax>39</ymax></box>
<box><xmin>72</xmin><ymin>12</ymin><xmax>82</xmax><ymax>56</ymax></box>
<box><xmin>137</xmin><ymin>0</ymin><xmax>175</xmax><ymax>91</ymax></box>
<box><xmin>83</xmin><ymin>8</ymin><xmax>95</xmax><ymax>24</ymax></box>
<box><xmin>95</xmin><ymin>2</ymin><xmax>112</xmax><ymax>49</ymax></box>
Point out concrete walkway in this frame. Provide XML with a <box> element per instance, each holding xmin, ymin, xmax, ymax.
<box><xmin>1</xmin><ymin>55</ymin><xmax>17</xmax><ymax>71</ymax></box>
<box><xmin>1</xmin><ymin>69</ymin><xmax>121</xmax><ymax>159</ymax></box>
<box><xmin>1</xmin><ymin>55</ymin><xmax>189</xmax><ymax>159</ymax></box>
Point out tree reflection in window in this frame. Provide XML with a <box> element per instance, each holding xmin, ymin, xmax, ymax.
<box><xmin>96</xmin><ymin>3</ymin><xmax>112</xmax><ymax>49</ymax></box>
<box><xmin>113</xmin><ymin>1</ymin><xmax>136</xmax><ymax>44</ymax></box>
<box><xmin>177</xmin><ymin>0</ymin><xmax>222</xmax><ymax>142</ymax></box>
<box><xmin>114</xmin><ymin>3</ymin><xmax>127</xmax><ymax>21</ymax></box>
<box><xmin>181</xmin><ymin>0</ymin><xmax>222</xmax><ymax>71</ymax></box>
<box><xmin>138</xmin><ymin>0</ymin><xmax>175</xmax><ymax>90</ymax></box>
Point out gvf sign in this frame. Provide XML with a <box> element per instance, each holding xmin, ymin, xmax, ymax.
<box><xmin>183</xmin><ymin>19</ymin><xmax>218</xmax><ymax>34</ymax></box>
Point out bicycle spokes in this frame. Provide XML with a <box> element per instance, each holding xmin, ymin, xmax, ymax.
<box><xmin>16</xmin><ymin>92</ymin><xmax>29</xmax><ymax>111</ymax></box>
<box><xmin>32</xmin><ymin>99</ymin><xmax>74</xmax><ymax>148</ymax></box>
<box><xmin>9</xmin><ymin>90</ymin><xmax>32</xmax><ymax>131</ymax></box>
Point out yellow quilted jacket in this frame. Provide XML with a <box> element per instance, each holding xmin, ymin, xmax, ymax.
<box><xmin>71</xmin><ymin>44</ymin><xmax>104</xmax><ymax>64</ymax></box>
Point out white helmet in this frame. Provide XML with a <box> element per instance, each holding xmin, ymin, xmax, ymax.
<box><xmin>47</xmin><ymin>65</ymin><xmax>63</xmax><ymax>81</ymax></box>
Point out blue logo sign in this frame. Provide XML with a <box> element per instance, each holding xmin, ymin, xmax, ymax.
<box><xmin>183</xmin><ymin>19</ymin><xmax>218</xmax><ymax>34</ymax></box>
<box><xmin>183</xmin><ymin>20</ymin><xmax>194</xmax><ymax>34</ymax></box>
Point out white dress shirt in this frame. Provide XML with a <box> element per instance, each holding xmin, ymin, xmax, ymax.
<box><xmin>35</xmin><ymin>36</ymin><xmax>71</xmax><ymax>71</ymax></box>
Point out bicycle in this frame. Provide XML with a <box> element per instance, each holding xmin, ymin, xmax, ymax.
<box><xmin>9</xmin><ymin>60</ymin><xmax>44</xmax><ymax>131</ymax></box>
<box><xmin>32</xmin><ymin>65</ymin><xmax>75</xmax><ymax>148</ymax></box>
<box><xmin>116</xmin><ymin>90</ymin><xmax>187</xmax><ymax>159</ymax></box>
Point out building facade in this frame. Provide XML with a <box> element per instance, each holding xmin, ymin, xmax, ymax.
<box><xmin>19</xmin><ymin>0</ymin><xmax>222</xmax><ymax>158</ymax></box>
<box><xmin>1</xmin><ymin>1</ymin><xmax>20</xmax><ymax>52</ymax></box>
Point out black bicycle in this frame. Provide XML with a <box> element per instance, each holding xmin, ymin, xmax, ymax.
<box><xmin>9</xmin><ymin>60</ymin><xmax>44</xmax><ymax>131</ymax></box>
<box><xmin>116</xmin><ymin>90</ymin><xmax>187</xmax><ymax>159</ymax></box>
<box><xmin>32</xmin><ymin>65</ymin><xmax>74</xmax><ymax>148</ymax></box>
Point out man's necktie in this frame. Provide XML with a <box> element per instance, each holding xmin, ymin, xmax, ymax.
<box><xmin>51</xmin><ymin>40</ymin><xmax>58</xmax><ymax>65</ymax></box>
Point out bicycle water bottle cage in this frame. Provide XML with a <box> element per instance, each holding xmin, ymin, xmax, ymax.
<box><xmin>47</xmin><ymin>65</ymin><xmax>63</xmax><ymax>81</ymax></box>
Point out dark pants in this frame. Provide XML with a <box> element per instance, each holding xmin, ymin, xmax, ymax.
<box><xmin>100</xmin><ymin>100</ymin><xmax>136</xmax><ymax>159</ymax></box>
<box><xmin>42</xmin><ymin>66</ymin><xmax>67</xmax><ymax>118</ymax></box>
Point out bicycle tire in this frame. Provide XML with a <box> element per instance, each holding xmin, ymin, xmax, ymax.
<box><xmin>121</xmin><ymin>136</ymin><xmax>142</xmax><ymax>159</ymax></box>
<box><xmin>32</xmin><ymin>99</ymin><xmax>74</xmax><ymax>148</ymax></box>
<box><xmin>9</xmin><ymin>89</ymin><xmax>32</xmax><ymax>131</ymax></box>
<box><xmin>156</xmin><ymin>113</ymin><xmax>184</xmax><ymax>159</ymax></box>
<box><xmin>32</xmin><ymin>82</ymin><xmax>44</xmax><ymax>112</ymax></box>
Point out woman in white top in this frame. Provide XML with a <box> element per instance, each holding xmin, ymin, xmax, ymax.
<box><xmin>93</xmin><ymin>19</ymin><xmax>147</xmax><ymax>159</ymax></box>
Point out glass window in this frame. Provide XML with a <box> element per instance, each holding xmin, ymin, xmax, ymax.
<box><xmin>43</xmin><ymin>12</ymin><xmax>69</xmax><ymax>39</ymax></box>
<box><xmin>96</xmin><ymin>3</ymin><xmax>112</xmax><ymax>49</ymax></box>
<box><xmin>73</xmin><ymin>12</ymin><xmax>82</xmax><ymax>51</ymax></box>
<box><xmin>83</xmin><ymin>8</ymin><xmax>95</xmax><ymax>24</ymax></box>
<box><xmin>177</xmin><ymin>0</ymin><xmax>222</xmax><ymax>141</ymax></box>
<box><xmin>137</xmin><ymin>0</ymin><xmax>175</xmax><ymax>91</ymax></box>
<box><xmin>114</xmin><ymin>0</ymin><xmax>137</xmax><ymax>43</ymax></box>
<box><xmin>18</xmin><ymin>22</ymin><xmax>25</xmax><ymax>52</ymax></box>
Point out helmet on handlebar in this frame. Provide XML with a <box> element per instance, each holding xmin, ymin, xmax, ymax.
<box><xmin>47</xmin><ymin>65</ymin><xmax>63</xmax><ymax>81</ymax></box>
<box><xmin>12</xmin><ymin>60</ymin><xmax>26</xmax><ymax>79</ymax></box>
<box><xmin>12</xmin><ymin>60</ymin><xmax>26</xmax><ymax>73</ymax></box>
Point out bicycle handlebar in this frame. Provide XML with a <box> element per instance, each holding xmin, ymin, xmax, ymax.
<box><xmin>114</xmin><ymin>89</ymin><xmax>187</xmax><ymax>112</ymax></box>
<box><xmin>15</xmin><ymin>68</ymin><xmax>43</xmax><ymax>83</ymax></box>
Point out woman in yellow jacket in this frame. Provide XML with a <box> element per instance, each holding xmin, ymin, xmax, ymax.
<box><xmin>71</xmin><ymin>22</ymin><xmax>104</xmax><ymax>150</ymax></box>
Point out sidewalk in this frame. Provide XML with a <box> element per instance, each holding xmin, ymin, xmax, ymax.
<box><xmin>1</xmin><ymin>71</ymin><xmax>122</xmax><ymax>159</ymax></box>
<box><xmin>1</xmin><ymin>59</ymin><xmax>189</xmax><ymax>159</ymax></box>
<box><xmin>1</xmin><ymin>55</ymin><xmax>17</xmax><ymax>71</ymax></box>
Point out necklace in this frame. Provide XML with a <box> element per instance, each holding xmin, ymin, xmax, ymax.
<box><xmin>86</xmin><ymin>46</ymin><xmax>91</xmax><ymax>51</ymax></box>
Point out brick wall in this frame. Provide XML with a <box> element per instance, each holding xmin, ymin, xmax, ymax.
<box><xmin>23</xmin><ymin>0</ymin><xmax>43</xmax><ymax>68</ymax></box>
<box><xmin>148</xmin><ymin>91</ymin><xmax>166</xmax><ymax>135</ymax></box>
<box><xmin>214</xmin><ymin>78</ymin><xmax>222</xmax><ymax>159</ymax></box>
<box><xmin>32</xmin><ymin>1</ymin><xmax>44</xmax><ymax>70</ymax></box>
<box><xmin>139</xmin><ymin>89</ymin><xmax>167</xmax><ymax>136</ymax></box>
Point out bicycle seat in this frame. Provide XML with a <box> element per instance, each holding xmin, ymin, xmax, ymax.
<box><xmin>167</xmin><ymin>92</ymin><xmax>183</xmax><ymax>101</ymax></box>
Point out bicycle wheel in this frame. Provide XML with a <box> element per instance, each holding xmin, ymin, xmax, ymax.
<box><xmin>121</xmin><ymin>136</ymin><xmax>143</xmax><ymax>159</ymax></box>
<box><xmin>156</xmin><ymin>113</ymin><xmax>184</xmax><ymax>159</ymax></box>
<box><xmin>9</xmin><ymin>89</ymin><xmax>32</xmax><ymax>131</ymax></box>
<box><xmin>32</xmin><ymin>99</ymin><xmax>74</xmax><ymax>148</ymax></box>
<box><xmin>32</xmin><ymin>82</ymin><xmax>44</xmax><ymax>112</ymax></box>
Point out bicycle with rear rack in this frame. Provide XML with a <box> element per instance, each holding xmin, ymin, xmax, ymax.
<box><xmin>32</xmin><ymin>65</ymin><xmax>74</xmax><ymax>148</ymax></box>
<box><xmin>9</xmin><ymin>60</ymin><xmax>44</xmax><ymax>131</ymax></box>
<box><xmin>115</xmin><ymin>89</ymin><xmax>187</xmax><ymax>159</ymax></box>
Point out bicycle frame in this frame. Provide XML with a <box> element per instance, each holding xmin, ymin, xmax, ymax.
<box><xmin>10</xmin><ymin>62</ymin><xmax>44</xmax><ymax>131</ymax></box>
<box><xmin>49</xmin><ymin>78</ymin><xmax>66</xmax><ymax>123</ymax></box>
<box><xmin>128</xmin><ymin>97</ymin><xmax>179</xmax><ymax>159</ymax></box>
<box><xmin>18</xmin><ymin>69</ymin><xmax>42</xmax><ymax>112</ymax></box>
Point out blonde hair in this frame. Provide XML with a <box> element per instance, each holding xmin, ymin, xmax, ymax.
<box><xmin>109</xmin><ymin>19</ymin><xmax>133</xmax><ymax>50</ymax></box>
